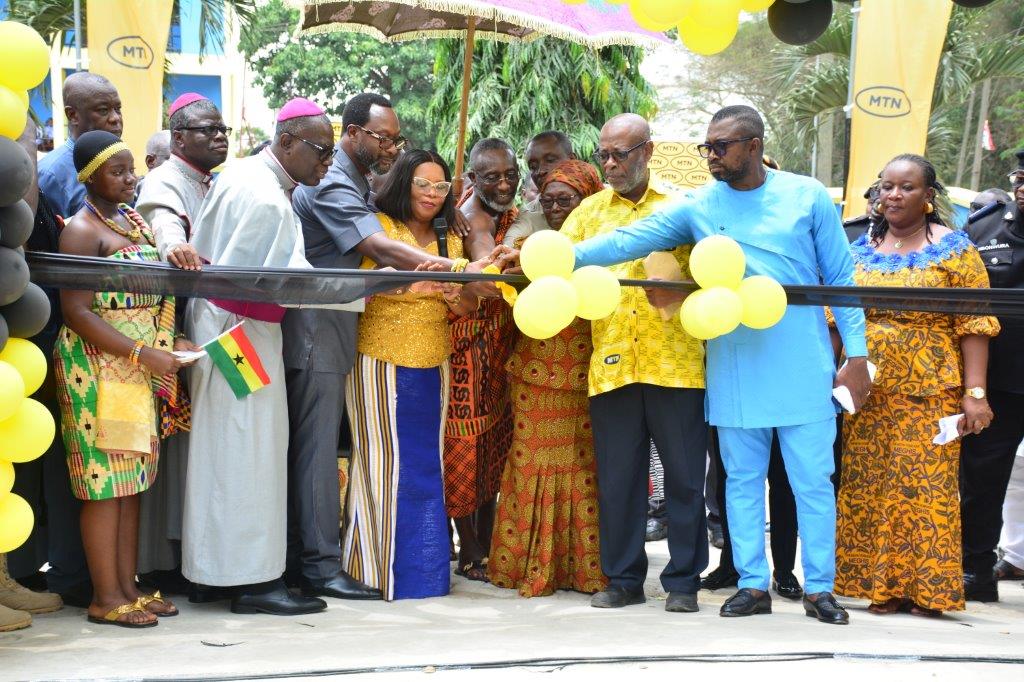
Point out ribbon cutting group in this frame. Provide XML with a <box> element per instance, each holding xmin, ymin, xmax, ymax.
<box><xmin>3</xmin><ymin>68</ymin><xmax>1024</xmax><ymax>633</ymax></box>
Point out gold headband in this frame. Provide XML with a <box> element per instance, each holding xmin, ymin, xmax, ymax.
<box><xmin>76</xmin><ymin>141</ymin><xmax>131</xmax><ymax>182</ymax></box>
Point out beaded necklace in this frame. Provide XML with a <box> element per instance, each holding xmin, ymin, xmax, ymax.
<box><xmin>85</xmin><ymin>200</ymin><xmax>153</xmax><ymax>246</ymax></box>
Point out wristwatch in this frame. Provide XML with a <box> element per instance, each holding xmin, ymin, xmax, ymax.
<box><xmin>965</xmin><ymin>387</ymin><xmax>987</xmax><ymax>400</ymax></box>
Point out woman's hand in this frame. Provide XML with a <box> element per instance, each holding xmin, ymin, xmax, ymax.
<box><xmin>407</xmin><ymin>261</ymin><xmax>448</xmax><ymax>295</ymax></box>
<box><xmin>959</xmin><ymin>396</ymin><xmax>993</xmax><ymax>436</ymax></box>
<box><xmin>139</xmin><ymin>347</ymin><xmax>182</xmax><ymax>377</ymax></box>
<box><xmin>167</xmin><ymin>243</ymin><xmax>203</xmax><ymax>271</ymax></box>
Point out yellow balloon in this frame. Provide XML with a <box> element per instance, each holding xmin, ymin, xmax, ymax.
<box><xmin>0</xmin><ymin>338</ymin><xmax>47</xmax><ymax>396</ymax></box>
<box><xmin>678</xmin><ymin>13</ymin><xmax>739</xmax><ymax>55</ymax></box>
<box><xmin>739</xmin><ymin>0</ymin><xmax>775</xmax><ymax>11</ymax></box>
<box><xmin>698</xmin><ymin>286</ymin><xmax>744</xmax><ymax>336</ymax></box>
<box><xmin>737</xmin><ymin>275</ymin><xmax>787</xmax><ymax>329</ymax></box>
<box><xmin>688</xmin><ymin>0</ymin><xmax>741</xmax><ymax>28</ymax></box>
<box><xmin>0</xmin><ymin>459</ymin><xmax>13</xmax><ymax>495</ymax></box>
<box><xmin>0</xmin><ymin>492</ymin><xmax>33</xmax><ymax>553</ymax></box>
<box><xmin>570</xmin><ymin>266</ymin><xmax>622</xmax><ymax>320</ymax></box>
<box><xmin>0</xmin><ymin>85</ymin><xmax>28</xmax><ymax>140</ymax></box>
<box><xmin>513</xmin><ymin>277</ymin><xmax>578</xmax><ymax>340</ymax></box>
<box><xmin>629</xmin><ymin>0</ymin><xmax>693</xmax><ymax>32</ymax></box>
<box><xmin>679</xmin><ymin>290</ymin><xmax>717</xmax><ymax>340</ymax></box>
<box><xmin>689</xmin><ymin>235</ymin><xmax>745</xmax><ymax>289</ymax></box>
<box><xmin>0</xmin><ymin>22</ymin><xmax>50</xmax><ymax>92</ymax></box>
<box><xmin>0</xmin><ymin>360</ymin><xmax>25</xmax><ymax>422</ymax></box>
<box><xmin>0</xmin><ymin>398</ymin><xmax>55</xmax><ymax>464</ymax></box>
<box><xmin>519</xmin><ymin>229</ymin><xmax>576</xmax><ymax>281</ymax></box>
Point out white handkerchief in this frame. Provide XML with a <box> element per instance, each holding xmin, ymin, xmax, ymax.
<box><xmin>831</xmin><ymin>360</ymin><xmax>878</xmax><ymax>414</ymax></box>
<box><xmin>933</xmin><ymin>414</ymin><xmax>964</xmax><ymax>445</ymax></box>
<box><xmin>172</xmin><ymin>349</ymin><xmax>207</xmax><ymax>364</ymax></box>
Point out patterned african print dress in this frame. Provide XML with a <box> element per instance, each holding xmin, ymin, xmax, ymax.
<box><xmin>55</xmin><ymin>243</ymin><xmax>183</xmax><ymax>501</ymax></box>
<box><xmin>342</xmin><ymin>214</ymin><xmax>463</xmax><ymax>601</ymax></box>
<box><xmin>833</xmin><ymin>230</ymin><xmax>999</xmax><ymax>611</ymax></box>
<box><xmin>444</xmin><ymin>206</ymin><xmax>519</xmax><ymax>519</ymax></box>
<box><xmin>487</xmin><ymin>319</ymin><xmax>608</xmax><ymax>597</ymax></box>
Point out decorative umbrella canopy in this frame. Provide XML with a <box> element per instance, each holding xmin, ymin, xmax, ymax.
<box><xmin>296</xmin><ymin>0</ymin><xmax>669</xmax><ymax>49</ymax></box>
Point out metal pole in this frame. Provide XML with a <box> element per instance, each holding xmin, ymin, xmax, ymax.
<box><xmin>73</xmin><ymin>0</ymin><xmax>82</xmax><ymax>70</ymax></box>
<box><xmin>453</xmin><ymin>17</ymin><xmax>476</xmax><ymax>198</ymax></box>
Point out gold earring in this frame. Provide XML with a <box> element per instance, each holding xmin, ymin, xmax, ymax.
<box><xmin>924</xmin><ymin>202</ymin><xmax>934</xmax><ymax>214</ymax></box>
<box><xmin>874</xmin><ymin>201</ymin><xmax>883</xmax><ymax>213</ymax></box>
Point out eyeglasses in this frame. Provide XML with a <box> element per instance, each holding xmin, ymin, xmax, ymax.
<box><xmin>539</xmin><ymin>194</ymin><xmax>579</xmax><ymax>209</ymax></box>
<box><xmin>175</xmin><ymin>124</ymin><xmax>232</xmax><ymax>137</ymax></box>
<box><xmin>697</xmin><ymin>136</ymin><xmax>756</xmax><ymax>159</ymax></box>
<box><xmin>295</xmin><ymin>136</ymin><xmax>337</xmax><ymax>163</ymax></box>
<box><xmin>355</xmin><ymin>125</ymin><xmax>407</xmax><ymax>151</ymax></box>
<box><xmin>412</xmin><ymin>176</ymin><xmax>452</xmax><ymax>196</ymax></box>
<box><xmin>475</xmin><ymin>170</ymin><xmax>520</xmax><ymax>186</ymax></box>
<box><xmin>1008</xmin><ymin>172</ymin><xmax>1024</xmax><ymax>189</ymax></box>
<box><xmin>592</xmin><ymin>139</ymin><xmax>649</xmax><ymax>165</ymax></box>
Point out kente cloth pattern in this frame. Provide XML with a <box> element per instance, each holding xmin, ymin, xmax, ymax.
<box><xmin>342</xmin><ymin>353</ymin><xmax>451</xmax><ymax>601</ymax></box>
<box><xmin>54</xmin><ymin>244</ymin><xmax>176</xmax><ymax>500</ymax></box>
<box><xmin>488</xmin><ymin>319</ymin><xmax>607</xmax><ymax>597</ymax></box>
<box><xmin>833</xmin><ymin>230</ymin><xmax>1000</xmax><ymax>611</ymax></box>
<box><xmin>444</xmin><ymin>201</ymin><xmax>518</xmax><ymax>518</ymax></box>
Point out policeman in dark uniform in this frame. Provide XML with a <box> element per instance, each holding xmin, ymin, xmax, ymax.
<box><xmin>961</xmin><ymin>150</ymin><xmax>1024</xmax><ymax>602</ymax></box>
<box><xmin>842</xmin><ymin>182</ymin><xmax>881</xmax><ymax>244</ymax></box>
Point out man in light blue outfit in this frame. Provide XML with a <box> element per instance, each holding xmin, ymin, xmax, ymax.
<box><xmin>572</xmin><ymin>106</ymin><xmax>872</xmax><ymax>624</ymax></box>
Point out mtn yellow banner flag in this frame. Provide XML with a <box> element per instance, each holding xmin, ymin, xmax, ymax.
<box><xmin>843</xmin><ymin>0</ymin><xmax>953</xmax><ymax>219</ymax></box>
<box><xmin>86</xmin><ymin>0</ymin><xmax>173</xmax><ymax>168</ymax></box>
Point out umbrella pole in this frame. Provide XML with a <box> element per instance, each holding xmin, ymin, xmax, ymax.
<box><xmin>453</xmin><ymin>17</ymin><xmax>476</xmax><ymax>197</ymax></box>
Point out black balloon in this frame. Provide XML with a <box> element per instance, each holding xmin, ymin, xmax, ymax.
<box><xmin>769</xmin><ymin>0</ymin><xmax>833</xmax><ymax>46</ymax></box>
<box><xmin>0</xmin><ymin>312</ymin><xmax>7</xmax><ymax>353</ymax></box>
<box><xmin>0</xmin><ymin>245</ymin><xmax>29</xmax><ymax>306</ymax></box>
<box><xmin>0</xmin><ymin>137</ymin><xmax>34</xmax><ymax>208</ymax></box>
<box><xmin>0</xmin><ymin>282</ymin><xmax>50</xmax><ymax>338</ymax></box>
<box><xmin>0</xmin><ymin>200</ymin><xmax>34</xmax><ymax>249</ymax></box>
<box><xmin>953</xmin><ymin>1</ymin><xmax>996</xmax><ymax>7</ymax></box>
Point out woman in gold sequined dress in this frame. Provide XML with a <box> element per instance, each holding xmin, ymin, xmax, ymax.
<box><xmin>341</xmin><ymin>150</ymin><xmax>476</xmax><ymax>601</ymax></box>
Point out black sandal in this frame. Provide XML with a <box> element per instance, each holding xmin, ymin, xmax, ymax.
<box><xmin>455</xmin><ymin>560</ymin><xmax>489</xmax><ymax>582</ymax></box>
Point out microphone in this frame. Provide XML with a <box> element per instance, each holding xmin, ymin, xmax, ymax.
<box><xmin>433</xmin><ymin>217</ymin><xmax>449</xmax><ymax>258</ymax></box>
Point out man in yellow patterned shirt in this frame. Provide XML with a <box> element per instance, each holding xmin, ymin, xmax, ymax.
<box><xmin>561</xmin><ymin>114</ymin><xmax>707</xmax><ymax>614</ymax></box>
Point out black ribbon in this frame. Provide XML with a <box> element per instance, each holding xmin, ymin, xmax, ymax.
<box><xmin>25</xmin><ymin>252</ymin><xmax>1024</xmax><ymax>317</ymax></box>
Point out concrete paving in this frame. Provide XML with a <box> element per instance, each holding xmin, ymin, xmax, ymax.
<box><xmin>2</xmin><ymin>543</ymin><xmax>1023</xmax><ymax>681</ymax></box>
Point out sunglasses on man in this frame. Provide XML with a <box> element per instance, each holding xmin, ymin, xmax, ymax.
<box><xmin>696</xmin><ymin>136</ymin><xmax>756</xmax><ymax>159</ymax></box>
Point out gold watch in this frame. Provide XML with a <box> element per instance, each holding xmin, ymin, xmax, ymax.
<box><xmin>965</xmin><ymin>387</ymin><xmax>987</xmax><ymax>400</ymax></box>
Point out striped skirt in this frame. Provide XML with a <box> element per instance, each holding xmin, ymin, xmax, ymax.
<box><xmin>342</xmin><ymin>353</ymin><xmax>451</xmax><ymax>601</ymax></box>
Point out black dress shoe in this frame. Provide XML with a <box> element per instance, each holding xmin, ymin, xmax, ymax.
<box><xmin>701</xmin><ymin>566</ymin><xmax>739</xmax><ymax>590</ymax></box>
<box><xmin>56</xmin><ymin>581</ymin><xmax>93</xmax><ymax>609</ymax></box>
<box><xmin>231</xmin><ymin>586</ymin><xmax>327</xmax><ymax>616</ymax></box>
<box><xmin>772</xmin><ymin>572</ymin><xmax>803</xmax><ymax>600</ymax></box>
<box><xmin>720</xmin><ymin>588</ymin><xmax>771</xmax><ymax>617</ymax></box>
<box><xmin>189</xmin><ymin>583</ymin><xmax>232</xmax><ymax>604</ymax></box>
<box><xmin>591</xmin><ymin>585</ymin><xmax>645</xmax><ymax>608</ymax></box>
<box><xmin>803</xmin><ymin>592</ymin><xmax>849</xmax><ymax>624</ymax></box>
<box><xmin>665</xmin><ymin>591</ymin><xmax>698</xmax><ymax>613</ymax></box>
<box><xmin>300</xmin><ymin>572</ymin><xmax>382</xmax><ymax>600</ymax></box>
<box><xmin>645</xmin><ymin>517</ymin><xmax>668</xmax><ymax>542</ymax></box>
<box><xmin>964</xmin><ymin>573</ymin><xmax>999</xmax><ymax>602</ymax></box>
<box><xmin>994</xmin><ymin>559</ymin><xmax>1024</xmax><ymax>581</ymax></box>
<box><xmin>708</xmin><ymin>520</ymin><xmax>725</xmax><ymax>550</ymax></box>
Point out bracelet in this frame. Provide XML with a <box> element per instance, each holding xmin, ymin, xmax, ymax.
<box><xmin>129</xmin><ymin>340</ymin><xmax>145</xmax><ymax>365</ymax></box>
<box><xmin>450</xmin><ymin>258</ymin><xmax>470</xmax><ymax>273</ymax></box>
<box><xmin>174</xmin><ymin>332</ymin><xmax>187</xmax><ymax>340</ymax></box>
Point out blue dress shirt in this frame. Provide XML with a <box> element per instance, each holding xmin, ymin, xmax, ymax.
<box><xmin>38</xmin><ymin>138</ymin><xmax>85</xmax><ymax>221</ymax></box>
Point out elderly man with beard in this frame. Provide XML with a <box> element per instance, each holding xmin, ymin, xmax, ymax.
<box><xmin>442</xmin><ymin>138</ymin><xmax>522</xmax><ymax>581</ymax></box>
<box><xmin>134</xmin><ymin>94</ymin><xmax>229</xmax><ymax>596</ymax></box>
<box><xmin>282</xmin><ymin>93</ymin><xmax>488</xmax><ymax>601</ymax></box>
<box><xmin>555</xmin><ymin>114</ymin><xmax>708</xmax><ymax>613</ymax></box>
<box><xmin>504</xmin><ymin>130</ymin><xmax>576</xmax><ymax>247</ymax></box>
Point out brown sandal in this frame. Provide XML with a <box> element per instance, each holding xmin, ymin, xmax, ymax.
<box><xmin>867</xmin><ymin>598</ymin><xmax>906</xmax><ymax>615</ymax></box>
<box><xmin>456</xmin><ymin>560</ymin><xmax>489</xmax><ymax>582</ymax></box>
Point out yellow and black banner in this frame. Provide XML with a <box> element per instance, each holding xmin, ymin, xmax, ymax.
<box><xmin>86</xmin><ymin>0</ymin><xmax>174</xmax><ymax>165</ymax></box>
<box><xmin>843</xmin><ymin>0</ymin><xmax>953</xmax><ymax>219</ymax></box>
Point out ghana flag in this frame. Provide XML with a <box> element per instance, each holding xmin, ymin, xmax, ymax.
<box><xmin>203</xmin><ymin>322</ymin><xmax>271</xmax><ymax>399</ymax></box>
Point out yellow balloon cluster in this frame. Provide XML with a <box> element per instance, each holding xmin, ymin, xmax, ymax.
<box><xmin>0</xmin><ymin>21</ymin><xmax>50</xmax><ymax>142</ymax></box>
<box><xmin>679</xmin><ymin>235</ymin><xmax>787</xmax><ymax>340</ymax></box>
<box><xmin>513</xmin><ymin>231</ymin><xmax>623</xmax><ymax>340</ymax></box>
<box><xmin>0</xmin><ymin>336</ymin><xmax>53</xmax><ymax>553</ymax></box>
<box><xmin>621</xmin><ymin>0</ymin><xmax>777</xmax><ymax>56</ymax></box>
